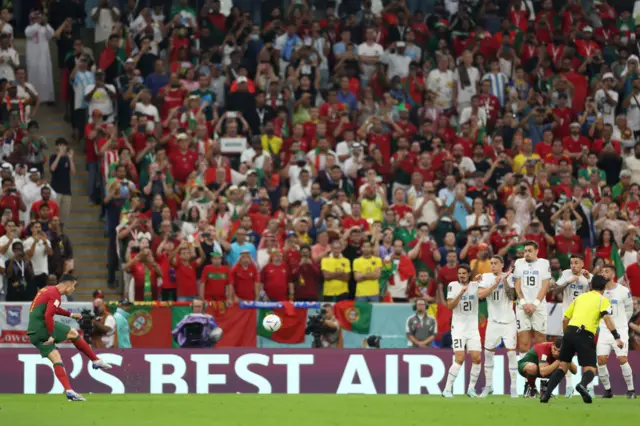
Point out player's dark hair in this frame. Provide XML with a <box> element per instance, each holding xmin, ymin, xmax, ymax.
<box><xmin>491</xmin><ymin>255</ymin><xmax>504</xmax><ymax>263</ymax></box>
<box><xmin>601</xmin><ymin>264</ymin><xmax>616</xmax><ymax>273</ymax></box>
<box><xmin>553</xmin><ymin>337</ymin><xmax>563</xmax><ymax>349</ymax></box>
<box><xmin>458</xmin><ymin>264</ymin><xmax>471</xmax><ymax>274</ymax></box>
<box><xmin>523</xmin><ymin>240</ymin><xmax>539</xmax><ymax>250</ymax></box>
<box><xmin>59</xmin><ymin>274</ymin><xmax>77</xmax><ymax>284</ymax></box>
<box><xmin>591</xmin><ymin>274</ymin><xmax>607</xmax><ymax>291</ymax></box>
<box><xmin>570</xmin><ymin>254</ymin><xmax>584</xmax><ymax>261</ymax></box>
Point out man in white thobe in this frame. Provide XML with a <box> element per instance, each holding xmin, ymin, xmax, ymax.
<box><xmin>24</xmin><ymin>12</ymin><xmax>55</xmax><ymax>103</ymax></box>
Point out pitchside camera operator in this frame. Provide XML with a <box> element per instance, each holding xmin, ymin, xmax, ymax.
<box><xmin>171</xmin><ymin>297</ymin><xmax>223</xmax><ymax>348</ymax></box>
<box><xmin>305</xmin><ymin>303</ymin><xmax>340</xmax><ymax>348</ymax></box>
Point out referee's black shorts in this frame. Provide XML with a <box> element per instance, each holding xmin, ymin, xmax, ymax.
<box><xmin>559</xmin><ymin>326</ymin><xmax>597</xmax><ymax>367</ymax></box>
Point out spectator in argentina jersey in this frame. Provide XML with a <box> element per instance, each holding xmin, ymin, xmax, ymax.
<box><xmin>443</xmin><ymin>264</ymin><xmax>482</xmax><ymax>398</ymax></box>
<box><xmin>477</xmin><ymin>255</ymin><xmax>518</xmax><ymax>398</ymax></box>
<box><xmin>513</xmin><ymin>240</ymin><xmax>551</xmax><ymax>353</ymax></box>
<box><xmin>199</xmin><ymin>252</ymin><xmax>230</xmax><ymax>303</ymax></box>
<box><xmin>517</xmin><ymin>338</ymin><xmax>577</xmax><ymax>398</ymax></box>
<box><xmin>550</xmin><ymin>254</ymin><xmax>593</xmax><ymax>397</ymax></box>
<box><xmin>597</xmin><ymin>264</ymin><xmax>636</xmax><ymax>399</ymax></box>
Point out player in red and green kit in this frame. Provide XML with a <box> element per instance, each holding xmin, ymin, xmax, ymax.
<box><xmin>518</xmin><ymin>337</ymin><xmax>577</xmax><ymax>398</ymax></box>
<box><xmin>27</xmin><ymin>274</ymin><xmax>113</xmax><ymax>401</ymax></box>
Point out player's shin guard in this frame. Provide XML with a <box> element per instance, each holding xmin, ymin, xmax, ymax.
<box><xmin>507</xmin><ymin>351</ymin><xmax>518</xmax><ymax>393</ymax></box>
<box><xmin>598</xmin><ymin>365</ymin><xmax>611</xmax><ymax>390</ymax></box>
<box><xmin>580</xmin><ymin>370</ymin><xmax>595</xmax><ymax>387</ymax></box>
<box><xmin>71</xmin><ymin>336</ymin><xmax>99</xmax><ymax>361</ymax></box>
<box><xmin>53</xmin><ymin>363</ymin><xmax>72</xmax><ymax>391</ymax></box>
<box><xmin>445</xmin><ymin>362</ymin><xmax>462</xmax><ymax>393</ymax></box>
<box><xmin>621</xmin><ymin>363</ymin><xmax>635</xmax><ymax>391</ymax></box>
<box><xmin>468</xmin><ymin>363</ymin><xmax>481</xmax><ymax>392</ymax></box>
<box><xmin>484</xmin><ymin>350</ymin><xmax>495</xmax><ymax>389</ymax></box>
<box><xmin>545</xmin><ymin>368</ymin><xmax>566</xmax><ymax>396</ymax></box>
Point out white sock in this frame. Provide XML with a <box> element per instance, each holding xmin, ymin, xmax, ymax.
<box><xmin>507</xmin><ymin>351</ymin><xmax>518</xmax><ymax>393</ymax></box>
<box><xmin>468</xmin><ymin>363</ymin><xmax>481</xmax><ymax>392</ymax></box>
<box><xmin>484</xmin><ymin>350</ymin><xmax>495</xmax><ymax>389</ymax></box>
<box><xmin>598</xmin><ymin>365</ymin><xmax>611</xmax><ymax>390</ymax></box>
<box><xmin>565</xmin><ymin>372</ymin><xmax>573</xmax><ymax>388</ymax></box>
<box><xmin>621</xmin><ymin>362</ymin><xmax>635</xmax><ymax>391</ymax></box>
<box><xmin>445</xmin><ymin>362</ymin><xmax>462</xmax><ymax>392</ymax></box>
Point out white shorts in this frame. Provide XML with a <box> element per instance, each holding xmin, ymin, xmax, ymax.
<box><xmin>485</xmin><ymin>320</ymin><xmax>517</xmax><ymax>350</ymax></box>
<box><xmin>452</xmin><ymin>330</ymin><xmax>482</xmax><ymax>352</ymax></box>
<box><xmin>596</xmin><ymin>332</ymin><xmax>629</xmax><ymax>357</ymax></box>
<box><xmin>516</xmin><ymin>304</ymin><xmax>547</xmax><ymax>333</ymax></box>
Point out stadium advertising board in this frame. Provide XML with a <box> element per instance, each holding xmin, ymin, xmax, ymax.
<box><xmin>0</xmin><ymin>349</ymin><xmax>634</xmax><ymax>394</ymax></box>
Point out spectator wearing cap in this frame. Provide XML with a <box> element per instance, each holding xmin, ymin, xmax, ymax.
<box><xmin>113</xmin><ymin>298</ymin><xmax>132</xmax><ymax>349</ymax></box>
<box><xmin>595</xmin><ymin>73</ymin><xmax>619</xmax><ymax>125</ymax></box>
<box><xmin>562</xmin><ymin>122</ymin><xmax>591</xmax><ymax>161</ymax></box>
<box><xmin>85</xmin><ymin>70</ymin><xmax>117</xmax><ymax>123</ymax></box>
<box><xmin>229</xmin><ymin>249</ymin><xmax>260</xmax><ymax>301</ymax></box>
<box><xmin>383</xmin><ymin>42</ymin><xmax>411</xmax><ymax>80</ymax></box>
<box><xmin>613</xmin><ymin>170</ymin><xmax>633</xmax><ymax>203</ymax></box>
<box><xmin>49</xmin><ymin>138</ymin><xmax>75</xmax><ymax>224</ymax></box>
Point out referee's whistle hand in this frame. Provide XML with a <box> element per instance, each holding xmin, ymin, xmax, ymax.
<box><xmin>616</xmin><ymin>339</ymin><xmax>624</xmax><ymax>349</ymax></box>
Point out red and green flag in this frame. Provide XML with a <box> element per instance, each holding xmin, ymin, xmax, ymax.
<box><xmin>257</xmin><ymin>302</ymin><xmax>307</xmax><ymax>344</ymax></box>
<box><xmin>108</xmin><ymin>303</ymin><xmax>173</xmax><ymax>348</ymax></box>
<box><xmin>334</xmin><ymin>301</ymin><xmax>372</xmax><ymax>334</ymax></box>
<box><xmin>171</xmin><ymin>303</ymin><xmax>257</xmax><ymax>348</ymax></box>
<box><xmin>611</xmin><ymin>243</ymin><xmax>625</xmax><ymax>279</ymax></box>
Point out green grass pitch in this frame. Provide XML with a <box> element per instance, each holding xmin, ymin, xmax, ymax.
<box><xmin>0</xmin><ymin>395</ymin><xmax>636</xmax><ymax>425</ymax></box>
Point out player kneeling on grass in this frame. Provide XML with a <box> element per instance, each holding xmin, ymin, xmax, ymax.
<box><xmin>27</xmin><ymin>274</ymin><xmax>112</xmax><ymax>402</ymax></box>
<box><xmin>597</xmin><ymin>265</ymin><xmax>636</xmax><ymax>399</ymax></box>
<box><xmin>443</xmin><ymin>265</ymin><xmax>482</xmax><ymax>398</ymax></box>
<box><xmin>518</xmin><ymin>337</ymin><xmax>577</xmax><ymax>397</ymax></box>
<box><xmin>477</xmin><ymin>256</ymin><xmax>518</xmax><ymax>398</ymax></box>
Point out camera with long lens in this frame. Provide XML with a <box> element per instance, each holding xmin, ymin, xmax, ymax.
<box><xmin>78</xmin><ymin>308</ymin><xmax>95</xmax><ymax>345</ymax></box>
<box><xmin>305</xmin><ymin>309</ymin><xmax>327</xmax><ymax>348</ymax></box>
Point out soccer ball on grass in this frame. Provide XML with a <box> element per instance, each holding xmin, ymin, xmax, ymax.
<box><xmin>262</xmin><ymin>314</ymin><xmax>282</xmax><ymax>332</ymax></box>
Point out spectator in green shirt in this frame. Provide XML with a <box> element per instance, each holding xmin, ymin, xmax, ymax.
<box><xmin>577</xmin><ymin>152</ymin><xmax>607</xmax><ymax>185</ymax></box>
<box><xmin>612</xmin><ymin>170</ymin><xmax>631</xmax><ymax>203</ymax></box>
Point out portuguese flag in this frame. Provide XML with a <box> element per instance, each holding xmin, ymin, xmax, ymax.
<box><xmin>334</xmin><ymin>300</ymin><xmax>372</xmax><ymax>334</ymax></box>
<box><xmin>257</xmin><ymin>302</ymin><xmax>307</xmax><ymax>344</ymax></box>
<box><xmin>171</xmin><ymin>303</ymin><xmax>257</xmax><ymax>348</ymax></box>
<box><xmin>478</xmin><ymin>299</ymin><xmax>489</xmax><ymax>345</ymax></box>
<box><xmin>108</xmin><ymin>303</ymin><xmax>173</xmax><ymax>348</ymax></box>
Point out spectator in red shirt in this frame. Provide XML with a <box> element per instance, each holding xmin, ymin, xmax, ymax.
<box><xmin>199</xmin><ymin>252</ymin><xmax>230</xmax><ymax>302</ymax></box>
<box><xmin>342</xmin><ymin>202</ymin><xmax>370</xmax><ymax>231</ymax></box>
<box><xmin>0</xmin><ymin>178</ymin><xmax>25</xmax><ymax>224</ymax></box>
<box><xmin>229</xmin><ymin>251</ymin><xmax>260</xmax><ymax>301</ymax></box>
<box><xmin>171</xmin><ymin>241</ymin><xmax>205</xmax><ymax>301</ymax></box>
<box><xmin>390</xmin><ymin>187</ymin><xmax>413</xmax><ymax>220</ymax></box>
<box><xmin>30</xmin><ymin>187</ymin><xmax>60</xmax><ymax>220</ymax></box>
<box><xmin>562</xmin><ymin>121</ymin><xmax>591</xmax><ymax>161</ymax></box>
<box><xmin>260</xmin><ymin>249</ymin><xmax>293</xmax><ymax>301</ymax></box>
<box><xmin>169</xmin><ymin>133</ymin><xmax>198</xmax><ymax>183</ymax></box>
<box><xmin>554</xmin><ymin>220</ymin><xmax>584</xmax><ymax>269</ymax></box>
<box><xmin>123</xmin><ymin>246</ymin><xmax>162</xmax><ymax>301</ymax></box>
<box><xmin>292</xmin><ymin>245</ymin><xmax>322</xmax><ymax>301</ymax></box>
<box><xmin>523</xmin><ymin>218</ymin><xmax>554</xmax><ymax>259</ymax></box>
<box><xmin>625</xmin><ymin>253</ymin><xmax>640</xmax><ymax>297</ymax></box>
<box><xmin>438</xmin><ymin>250</ymin><xmax>459</xmax><ymax>299</ymax></box>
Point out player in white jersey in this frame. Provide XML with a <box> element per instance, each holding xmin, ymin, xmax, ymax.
<box><xmin>477</xmin><ymin>255</ymin><xmax>518</xmax><ymax>398</ymax></box>
<box><xmin>443</xmin><ymin>264</ymin><xmax>482</xmax><ymax>398</ymax></box>
<box><xmin>597</xmin><ymin>264</ymin><xmax>636</xmax><ymax>399</ymax></box>
<box><xmin>550</xmin><ymin>255</ymin><xmax>593</xmax><ymax>397</ymax></box>
<box><xmin>513</xmin><ymin>240</ymin><xmax>551</xmax><ymax>353</ymax></box>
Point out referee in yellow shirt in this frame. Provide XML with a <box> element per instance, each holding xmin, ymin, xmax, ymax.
<box><xmin>541</xmin><ymin>274</ymin><xmax>624</xmax><ymax>404</ymax></box>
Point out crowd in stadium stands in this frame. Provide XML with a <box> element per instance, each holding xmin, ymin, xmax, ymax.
<box><xmin>2</xmin><ymin>0</ymin><xmax>640</xmax><ymax>344</ymax></box>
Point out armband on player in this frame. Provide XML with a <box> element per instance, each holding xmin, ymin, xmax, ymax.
<box><xmin>611</xmin><ymin>329</ymin><xmax>620</xmax><ymax>340</ymax></box>
<box><xmin>533</xmin><ymin>299</ymin><xmax>540</xmax><ymax>307</ymax></box>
